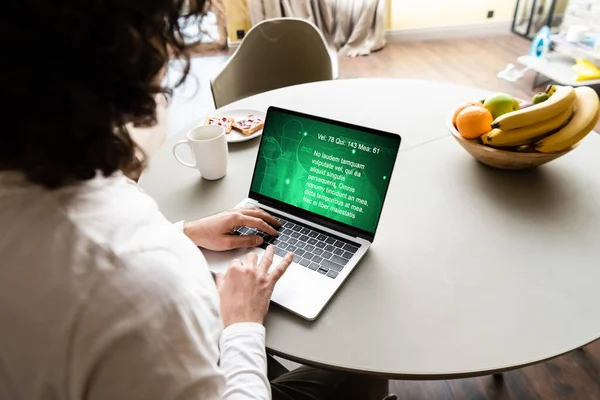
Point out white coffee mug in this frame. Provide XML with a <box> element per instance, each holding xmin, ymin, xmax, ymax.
<box><xmin>173</xmin><ymin>125</ymin><xmax>228</xmax><ymax>180</ymax></box>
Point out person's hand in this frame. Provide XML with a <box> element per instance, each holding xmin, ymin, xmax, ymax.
<box><xmin>183</xmin><ymin>206</ymin><xmax>280</xmax><ymax>251</ymax></box>
<box><xmin>216</xmin><ymin>245</ymin><xmax>293</xmax><ymax>327</ymax></box>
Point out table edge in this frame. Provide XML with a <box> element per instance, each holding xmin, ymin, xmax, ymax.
<box><xmin>267</xmin><ymin>335</ymin><xmax>600</xmax><ymax>380</ymax></box>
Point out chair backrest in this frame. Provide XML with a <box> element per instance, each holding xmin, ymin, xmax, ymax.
<box><xmin>211</xmin><ymin>18</ymin><xmax>334</xmax><ymax>109</ymax></box>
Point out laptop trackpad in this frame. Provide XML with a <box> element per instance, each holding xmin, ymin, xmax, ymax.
<box><xmin>202</xmin><ymin>247</ymin><xmax>335</xmax><ymax>320</ymax></box>
<box><xmin>201</xmin><ymin>247</ymin><xmax>251</xmax><ymax>275</ymax></box>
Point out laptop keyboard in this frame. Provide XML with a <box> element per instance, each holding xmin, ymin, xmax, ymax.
<box><xmin>233</xmin><ymin>214</ymin><xmax>359</xmax><ymax>279</ymax></box>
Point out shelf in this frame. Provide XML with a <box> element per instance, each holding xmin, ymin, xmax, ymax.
<box><xmin>517</xmin><ymin>53</ymin><xmax>600</xmax><ymax>86</ymax></box>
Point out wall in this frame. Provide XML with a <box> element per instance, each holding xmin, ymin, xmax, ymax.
<box><xmin>390</xmin><ymin>0</ymin><xmax>517</xmax><ymax>29</ymax></box>
<box><xmin>223</xmin><ymin>0</ymin><xmax>520</xmax><ymax>39</ymax></box>
<box><xmin>560</xmin><ymin>0</ymin><xmax>600</xmax><ymax>34</ymax></box>
<box><xmin>223</xmin><ymin>0</ymin><xmax>252</xmax><ymax>42</ymax></box>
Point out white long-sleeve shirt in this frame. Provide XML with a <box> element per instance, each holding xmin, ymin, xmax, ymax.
<box><xmin>0</xmin><ymin>171</ymin><xmax>270</xmax><ymax>400</ymax></box>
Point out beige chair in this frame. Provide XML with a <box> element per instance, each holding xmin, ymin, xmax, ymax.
<box><xmin>210</xmin><ymin>18</ymin><xmax>334</xmax><ymax>109</ymax></box>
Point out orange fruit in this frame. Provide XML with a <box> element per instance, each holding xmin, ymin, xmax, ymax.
<box><xmin>452</xmin><ymin>102</ymin><xmax>485</xmax><ymax>125</ymax></box>
<box><xmin>456</xmin><ymin>106</ymin><xmax>493</xmax><ymax>139</ymax></box>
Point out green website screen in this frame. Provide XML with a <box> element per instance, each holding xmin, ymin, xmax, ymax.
<box><xmin>250</xmin><ymin>108</ymin><xmax>400</xmax><ymax>234</ymax></box>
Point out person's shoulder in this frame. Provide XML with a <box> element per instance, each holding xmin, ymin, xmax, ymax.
<box><xmin>70</xmin><ymin>175</ymin><xmax>221</xmax><ymax>342</ymax></box>
<box><xmin>64</xmin><ymin>173</ymin><xmax>161</xmax><ymax>228</ymax></box>
<box><xmin>2</xmin><ymin>171</ymin><xmax>218</xmax><ymax>309</ymax></box>
<box><xmin>48</xmin><ymin>173</ymin><xmax>217</xmax><ymax>310</ymax></box>
<box><xmin>72</xmin><ymin>174</ymin><xmax>218</xmax><ymax>304</ymax></box>
<box><xmin>64</xmin><ymin>173</ymin><xmax>215</xmax><ymax>290</ymax></box>
<box><xmin>58</xmin><ymin>173</ymin><xmax>187</xmax><ymax>254</ymax></box>
<box><xmin>1</xmin><ymin>171</ymin><xmax>221</xmax><ymax>356</ymax></box>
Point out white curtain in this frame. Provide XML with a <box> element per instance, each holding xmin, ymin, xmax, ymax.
<box><xmin>247</xmin><ymin>0</ymin><xmax>387</xmax><ymax>57</ymax></box>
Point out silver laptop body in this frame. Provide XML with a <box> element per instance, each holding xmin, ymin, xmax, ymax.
<box><xmin>204</xmin><ymin>106</ymin><xmax>401</xmax><ymax>320</ymax></box>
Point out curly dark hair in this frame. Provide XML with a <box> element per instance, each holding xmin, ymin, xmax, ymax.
<box><xmin>1</xmin><ymin>0</ymin><xmax>209</xmax><ymax>188</ymax></box>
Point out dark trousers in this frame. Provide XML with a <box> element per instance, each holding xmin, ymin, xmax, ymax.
<box><xmin>268</xmin><ymin>355</ymin><xmax>388</xmax><ymax>400</ymax></box>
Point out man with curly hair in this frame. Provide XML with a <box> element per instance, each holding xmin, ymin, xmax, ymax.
<box><xmin>0</xmin><ymin>1</ymin><xmax>389</xmax><ymax>399</ymax></box>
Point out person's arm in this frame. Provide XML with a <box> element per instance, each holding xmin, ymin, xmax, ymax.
<box><xmin>215</xmin><ymin>249</ymin><xmax>293</xmax><ymax>399</ymax></box>
<box><xmin>220</xmin><ymin>323</ymin><xmax>270</xmax><ymax>399</ymax></box>
<box><xmin>172</xmin><ymin>207</ymin><xmax>293</xmax><ymax>397</ymax></box>
<box><xmin>75</xmin><ymin>248</ymin><xmax>274</xmax><ymax>400</ymax></box>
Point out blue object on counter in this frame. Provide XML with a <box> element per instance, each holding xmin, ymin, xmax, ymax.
<box><xmin>530</xmin><ymin>26</ymin><xmax>550</xmax><ymax>58</ymax></box>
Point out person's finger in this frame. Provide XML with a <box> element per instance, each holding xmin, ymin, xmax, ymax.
<box><xmin>222</xmin><ymin>235</ymin><xmax>263</xmax><ymax>250</ymax></box>
<box><xmin>235</xmin><ymin>214</ymin><xmax>278</xmax><ymax>236</ymax></box>
<box><xmin>269</xmin><ymin>251</ymin><xmax>293</xmax><ymax>284</ymax></box>
<box><xmin>238</xmin><ymin>207</ymin><xmax>281</xmax><ymax>227</ymax></box>
<box><xmin>258</xmin><ymin>244</ymin><xmax>275</xmax><ymax>274</ymax></box>
<box><xmin>245</xmin><ymin>251</ymin><xmax>258</xmax><ymax>269</ymax></box>
<box><xmin>214</xmin><ymin>272</ymin><xmax>225</xmax><ymax>289</ymax></box>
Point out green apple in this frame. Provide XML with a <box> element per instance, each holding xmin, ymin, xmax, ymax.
<box><xmin>532</xmin><ymin>92</ymin><xmax>549</xmax><ymax>104</ymax></box>
<box><xmin>483</xmin><ymin>93</ymin><xmax>520</xmax><ymax>119</ymax></box>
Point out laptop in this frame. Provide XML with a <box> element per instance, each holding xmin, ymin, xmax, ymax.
<box><xmin>204</xmin><ymin>106</ymin><xmax>401</xmax><ymax>320</ymax></box>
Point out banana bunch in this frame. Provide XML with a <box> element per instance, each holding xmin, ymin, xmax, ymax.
<box><xmin>480</xmin><ymin>85</ymin><xmax>599</xmax><ymax>153</ymax></box>
<box><xmin>536</xmin><ymin>86</ymin><xmax>600</xmax><ymax>153</ymax></box>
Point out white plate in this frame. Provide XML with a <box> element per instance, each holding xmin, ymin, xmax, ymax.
<box><xmin>206</xmin><ymin>109</ymin><xmax>266</xmax><ymax>143</ymax></box>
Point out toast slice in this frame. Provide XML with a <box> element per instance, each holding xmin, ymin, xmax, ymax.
<box><xmin>205</xmin><ymin>116</ymin><xmax>234</xmax><ymax>134</ymax></box>
<box><xmin>232</xmin><ymin>115</ymin><xmax>264</xmax><ymax>136</ymax></box>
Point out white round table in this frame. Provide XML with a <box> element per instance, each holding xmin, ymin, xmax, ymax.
<box><xmin>139</xmin><ymin>79</ymin><xmax>600</xmax><ymax>379</ymax></box>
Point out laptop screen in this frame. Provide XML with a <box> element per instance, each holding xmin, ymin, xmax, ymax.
<box><xmin>250</xmin><ymin>107</ymin><xmax>401</xmax><ymax>236</ymax></box>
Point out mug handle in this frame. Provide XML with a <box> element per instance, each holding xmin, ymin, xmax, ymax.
<box><xmin>172</xmin><ymin>140</ymin><xmax>196</xmax><ymax>168</ymax></box>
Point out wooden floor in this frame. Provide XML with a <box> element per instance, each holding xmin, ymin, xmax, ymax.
<box><xmin>188</xmin><ymin>34</ymin><xmax>600</xmax><ymax>399</ymax></box>
<box><xmin>337</xmin><ymin>34</ymin><xmax>600</xmax><ymax>133</ymax></box>
<box><xmin>337</xmin><ymin>34</ymin><xmax>533</xmax><ymax>103</ymax></box>
<box><xmin>336</xmin><ymin>35</ymin><xmax>600</xmax><ymax>400</ymax></box>
<box><xmin>389</xmin><ymin>342</ymin><xmax>600</xmax><ymax>399</ymax></box>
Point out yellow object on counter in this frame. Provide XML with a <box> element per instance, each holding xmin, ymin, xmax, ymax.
<box><xmin>573</xmin><ymin>58</ymin><xmax>600</xmax><ymax>81</ymax></box>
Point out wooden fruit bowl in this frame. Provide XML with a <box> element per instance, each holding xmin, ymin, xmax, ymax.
<box><xmin>447</xmin><ymin>117</ymin><xmax>576</xmax><ymax>170</ymax></box>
